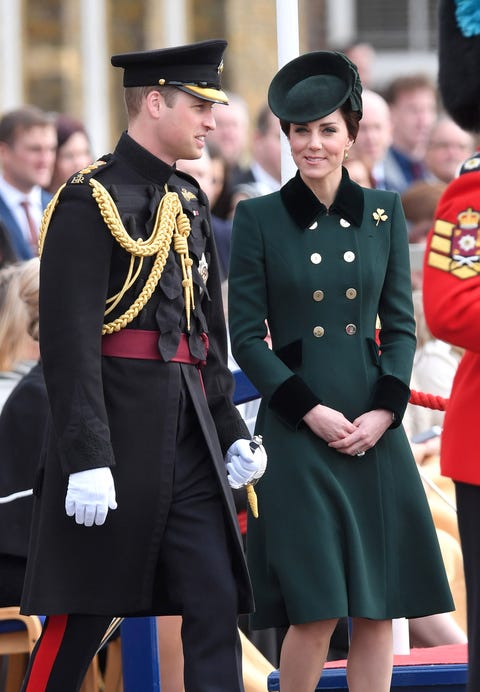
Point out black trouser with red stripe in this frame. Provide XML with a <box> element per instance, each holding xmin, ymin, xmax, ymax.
<box><xmin>21</xmin><ymin>615</ymin><xmax>111</xmax><ymax>691</ymax></box>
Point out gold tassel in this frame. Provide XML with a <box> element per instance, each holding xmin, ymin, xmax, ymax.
<box><xmin>246</xmin><ymin>484</ymin><xmax>259</xmax><ymax>518</ymax></box>
<box><xmin>173</xmin><ymin>212</ymin><xmax>195</xmax><ymax>331</ymax></box>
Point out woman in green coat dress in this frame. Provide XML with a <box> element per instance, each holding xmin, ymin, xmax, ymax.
<box><xmin>228</xmin><ymin>51</ymin><xmax>454</xmax><ymax>692</ymax></box>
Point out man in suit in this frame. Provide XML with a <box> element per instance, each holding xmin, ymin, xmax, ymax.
<box><xmin>207</xmin><ymin>91</ymin><xmax>250</xmax><ymax>179</ymax></box>
<box><xmin>0</xmin><ymin>106</ymin><xmax>57</xmax><ymax>259</ymax></box>
<box><xmin>382</xmin><ymin>74</ymin><xmax>438</xmax><ymax>194</ymax></box>
<box><xmin>232</xmin><ymin>103</ymin><xmax>282</xmax><ymax>193</ymax></box>
<box><xmin>424</xmin><ymin>114</ymin><xmax>474</xmax><ymax>184</ymax></box>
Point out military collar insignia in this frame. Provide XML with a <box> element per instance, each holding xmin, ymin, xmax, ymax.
<box><xmin>181</xmin><ymin>187</ymin><xmax>197</xmax><ymax>202</ymax></box>
<box><xmin>280</xmin><ymin>167</ymin><xmax>364</xmax><ymax>231</ymax></box>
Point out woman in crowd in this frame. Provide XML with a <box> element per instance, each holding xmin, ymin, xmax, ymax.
<box><xmin>0</xmin><ymin>258</ymin><xmax>42</xmax><ymax>606</ymax></box>
<box><xmin>0</xmin><ymin>259</ymin><xmax>39</xmax><ymax>410</ymax></box>
<box><xmin>47</xmin><ymin>113</ymin><xmax>92</xmax><ymax>194</ymax></box>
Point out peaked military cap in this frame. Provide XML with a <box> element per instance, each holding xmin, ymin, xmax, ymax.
<box><xmin>268</xmin><ymin>50</ymin><xmax>362</xmax><ymax>123</ymax></box>
<box><xmin>111</xmin><ymin>39</ymin><xmax>228</xmax><ymax>105</ymax></box>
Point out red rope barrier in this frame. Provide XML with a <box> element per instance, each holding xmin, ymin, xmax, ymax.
<box><xmin>409</xmin><ymin>390</ymin><xmax>448</xmax><ymax>411</ymax></box>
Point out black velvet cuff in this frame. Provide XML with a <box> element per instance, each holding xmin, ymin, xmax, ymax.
<box><xmin>369</xmin><ymin>374</ymin><xmax>411</xmax><ymax>428</ymax></box>
<box><xmin>269</xmin><ymin>375</ymin><xmax>321</xmax><ymax>429</ymax></box>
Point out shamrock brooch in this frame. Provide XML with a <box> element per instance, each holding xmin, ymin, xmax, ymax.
<box><xmin>373</xmin><ymin>208</ymin><xmax>388</xmax><ymax>226</ymax></box>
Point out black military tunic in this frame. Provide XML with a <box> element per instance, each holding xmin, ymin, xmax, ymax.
<box><xmin>21</xmin><ymin>132</ymin><xmax>253</xmax><ymax>616</ymax></box>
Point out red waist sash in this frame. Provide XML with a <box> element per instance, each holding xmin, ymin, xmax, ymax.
<box><xmin>101</xmin><ymin>329</ymin><xmax>207</xmax><ymax>364</ymax></box>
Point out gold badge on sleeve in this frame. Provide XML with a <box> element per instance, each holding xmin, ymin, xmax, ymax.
<box><xmin>427</xmin><ymin>207</ymin><xmax>480</xmax><ymax>279</ymax></box>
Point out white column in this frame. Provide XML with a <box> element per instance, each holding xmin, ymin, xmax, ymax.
<box><xmin>276</xmin><ymin>0</ymin><xmax>299</xmax><ymax>69</ymax></box>
<box><xmin>80</xmin><ymin>0</ymin><xmax>109</xmax><ymax>156</ymax></box>
<box><xmin>145</xmin><ymin>0</ymin><xmax>187</xmax><ymax>49</ymax></box>
<box><xmin>0</xmin><ymin>0</ymin><xmax>22</xmax><ymax>110</ymax></box>
<box><xmin>275</xmin><ymin>0</ymin><xmax>299</xmax><ymax>183</ymax></box>
<box><xmin>326</xmin><ymin>0</ymin><xmax>356</xmax><ymax>48</ymax></box>
<box><xmin>161</xmin><ymin>0</ymin><xmax>188</xmax><ymax>46</ymax></box>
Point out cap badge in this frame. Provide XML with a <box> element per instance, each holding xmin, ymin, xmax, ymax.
<box><xmin>373</xmin><ymin>208</ymin><xmax>388</xmax><ymax>227</ymax></box>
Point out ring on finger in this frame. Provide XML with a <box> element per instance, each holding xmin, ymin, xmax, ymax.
<box><xmin>356</xmin><ymin>450</ymin><xmax>366</xmax><ymax>457</ymax></box>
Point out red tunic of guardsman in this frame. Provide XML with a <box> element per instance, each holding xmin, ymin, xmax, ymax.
<box><xmin>423</xmin><ymin>150</ymin><xmax>480</xmax><ymax>485</ymax></box>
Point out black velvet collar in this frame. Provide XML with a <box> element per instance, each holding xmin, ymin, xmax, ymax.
<box><xmin>280</xmin><ymin>167</ymin><xmax>364</xmax><ymax>230</ymax></box>
<box><xmin>114</xmin><ymin>131</ymin><xmax>174</xmax><ymax>185</ymax></box>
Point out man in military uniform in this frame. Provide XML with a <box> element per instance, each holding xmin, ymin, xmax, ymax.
<box><xmin>423</xmin><ymin>154</ymin><xmax>480</xmax><ymax>692</ymax></box>
<box><xmin>423</xmin><ymin>2</ymin><xmax>480</xmax><ymax>690</ymax></box>
<box><xmin>20</xmin><ymin>40</ymin><xmax>266</xmax><ymax>692</ymax></box>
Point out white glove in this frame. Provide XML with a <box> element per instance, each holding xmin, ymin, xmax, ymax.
<box><xmin>225</xmin><ymin>437</ymin><xmax>267</xmax><ymax>490</ymax></box>
<box><xmin>65</xmin><ymin>467</ymin><xmax>117</xmax><ymax>527</ymax></box>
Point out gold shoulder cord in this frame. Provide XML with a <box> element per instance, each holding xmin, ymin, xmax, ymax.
<box><xmin>38</xmin><ymin>184</ymin><xmax>66</xmax><ymax>256</ymax></box>
<box><xmin>40</xmin><ymin>176</ymin><xmax>259</xmax><ymax>517</ymax></box>
<box><xmin>39</xmin><ymin>178</ymin><xmax>195</xmax><ymax>334</ymax></box>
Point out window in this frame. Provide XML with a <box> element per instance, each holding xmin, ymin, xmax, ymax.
<box><xmin>356</xmin><ymin>0</ymin><xmax>438</xmax><ymax>51</ymax></box>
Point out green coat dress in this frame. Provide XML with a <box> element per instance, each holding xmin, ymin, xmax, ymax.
<box><xmin>228</xmin><ymin>169</ymin><xmax>454</xmax><ymax>629</ymax></box>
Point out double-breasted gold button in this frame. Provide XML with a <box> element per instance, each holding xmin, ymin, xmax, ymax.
<box><xmin>310</xmin><ymin>253</ymin><xmax>322</xmax><ymax>264</ymax></box>
<box><xmin>313</xmin><ymin>326</ymin><xmax>325</xmax><ymax>338</ymax></box>
<box><xmin>313</xmin><ymin>290</ymin><xmax>324</xmax><ymax>302</ymax></box>
<box><xmin>345</xmin><ymin>323</ymin><xmax>357</xmax><ymax>335</ymax></box>
<box><xmin>343</xmin><ymin>251</ymin><xmax>355</xmax><ymax>263</ymax></box>
<box><xmin>346</xmin><ymin>288</ymin><xmax>357</xmax><ymax>299</ymax></box>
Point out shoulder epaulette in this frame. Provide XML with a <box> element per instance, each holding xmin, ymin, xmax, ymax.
<box><xmin>66</xmin><ymin>155</ymin><xmax>115</xmax><ymax>185</ymax></box>
<box><xmin>39</xmin><ymin>156</ymin><xmax>115</xmax><ymax>256</ymax></box>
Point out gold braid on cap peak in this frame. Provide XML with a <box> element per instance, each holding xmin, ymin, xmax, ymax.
<box><xmin>39</xmin><ymin>179</ymin><xmax>195</xmax><ymax>335</ymax></box>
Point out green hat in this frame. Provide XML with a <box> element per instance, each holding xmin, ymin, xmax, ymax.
<box><xmin>268</xmin><ymin>50</ymin><xmax>362</xmax><ymax>123</ymax></box>
<box><xmin>111</xmin><ymin>40</ymin><xmax>228</xmax><ymax>105</ymax></box>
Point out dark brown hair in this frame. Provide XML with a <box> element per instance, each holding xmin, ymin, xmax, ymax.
<box><xmin>0</xmin><ymin>106</ymin><xmax>55</xmax><ymax>146</ymax></box>
<box><xmin>55</xmin><ymin>114</ymin><xmax>89</xmax><ymax>150</ymax></box>
<box><xmin>280</xmin><ymin>101</ymin><xmax>361</xmax><ymax>140</ymax></box>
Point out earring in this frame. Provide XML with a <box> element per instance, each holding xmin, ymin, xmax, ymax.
<box><xmin>344</xmin><ymin>151</ymin><xmax>349</xmax><ymax>160</ymax></box>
